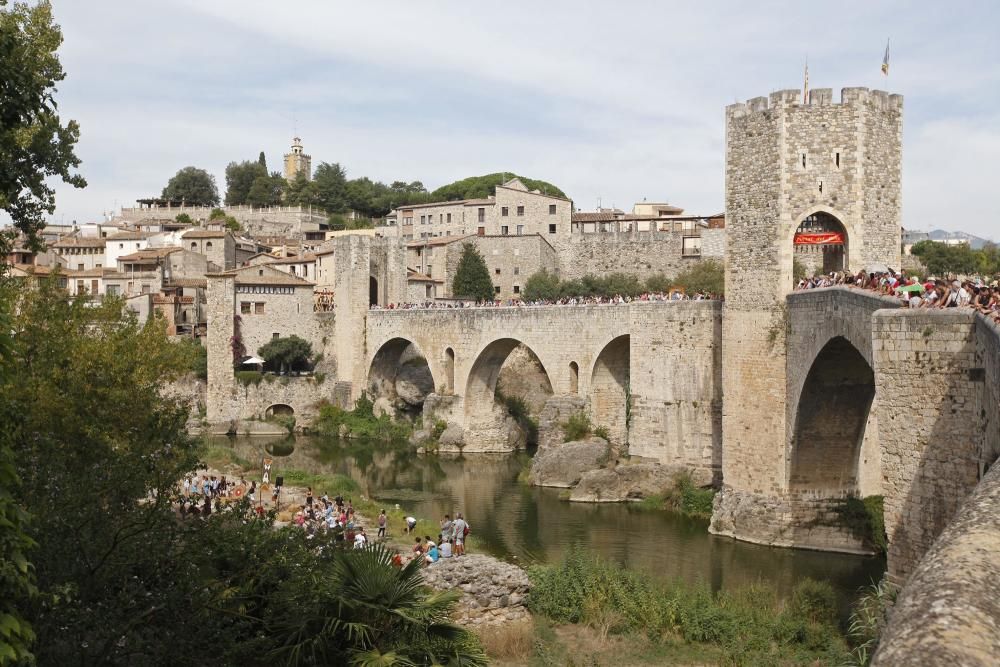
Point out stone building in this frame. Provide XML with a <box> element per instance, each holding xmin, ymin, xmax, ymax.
<box><xmin>384</xmin><ymin>178</ymin><xmax>572</xmax><ymax>241</ymax></box>
<box><xmin>181</xmin><ymin>229</ymin><xmax>254</xmax><ymax>271</ymax></box>
<box><xmin>51</xmin><ymin>235</ymin><xmax>107</xmax><ymax>271</ymax></box>
<box><xmin>283</xmin><ymin>136</ymin><xmax>312</xmax><ymax>182</ymax></box>
<box><xmin>716</xmin><ymin>86</ymin><xmax>902</xmax><ymax>548</ymax></box>
<box><xmin>104</xmin><ymin>230</ymin><xmax>151</xmax><ymax>269</ymax></box>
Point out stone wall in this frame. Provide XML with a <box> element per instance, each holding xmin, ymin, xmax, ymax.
<box><xmin>554</xmin><ymin>228</ymin><xmax>719</xmax><ymax>282</ymax></box>
<box><xmin>873</xmin><ymin>461</ymin><xmax>1000</xmax><ymax>666</ymax></box>
<box><xmin>873</xmin><ymin>308</ymin><xmax>996</xmax><ymax>581</ymax></box>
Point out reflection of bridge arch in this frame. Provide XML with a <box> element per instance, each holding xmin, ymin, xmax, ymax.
<box><xmin>789</xmin><ymin>336</ymin><xmax>875</xmax><ymax>497</ymax></box>
<box><xmin>590</xmin><ymin>335</ymin><xmax>630</xmax><ymax>445</ymax></box>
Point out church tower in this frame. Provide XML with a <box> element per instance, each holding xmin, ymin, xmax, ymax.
<box><xmin>283</xmin><ymin>136</ymin><xmax>312</xmax><ymax>182</ymax></box>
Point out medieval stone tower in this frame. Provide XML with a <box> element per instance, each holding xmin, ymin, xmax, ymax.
<box><xmin>714</xmin><ymin>87</ymin><xmax>902</xmax><ymax>549</ymax></box>
<box><xmin>283</xmin><ymin>136</ymin><xmax>312</xmax><ymax>182</ymax></box>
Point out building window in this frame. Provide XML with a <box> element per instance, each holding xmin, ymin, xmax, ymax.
<box><xmin>478</xmin><ymin>208</ymin><xmax>485</xmax><ymax>223</ymax></box>
<box><xmin>241</xmin><ymin>302</ymin><xmax>251</xmax><ymax>314</ymax></box>
<box><xmin>495</xmin><ymin>268</ymin><xmax>501</xmax><ymax>275</ymax></box>
<box><xmin>191</xmin><ymin>242</ymin><xmax>197</xmax><ymax>250</ymax></box>
<box><xmin>801</xmin><ymin>153</ymin><xmax>807</xmax><ymax>169</ymax></box>
<box><xmin>516</xmin><ymin>205</ymin><xmax>524</xmax><ymax>216</ymax></box>
<box><xmin>494</xmin><ymin>285</ymin><xmax>501</xmax><ymax>294</ymax></box>
<box><xmin>77</xmin><ymin>264</ymin><xmax>84</xmax><ymax>271</ymax></box>
<box><xmin>107</xmin><ymin>285</ymin><xmax>120</xmax><ymax>296</ymax></box>
<box><xmin>477</xmin><ymin>226</ymin><xmax>485</xmax><ymax>236</ymax></box>
<box><xmin>514</xmin><ymin>266</ymin><xmax>520</xmax><ymax>275</ymax></box>
<box><xmin>206</xmin><ymin>241</ymin><xmax>213</xmax><ymax>249</ymax></box>
<box><xmin>835</xmin><ymin>152</ymin><xmax>841</xmax><ymax>168</ymax></box>
<box><xmin>548</xmin><ymin>224</ymin><xmax>557</xmax><ymax>234</ymax></box>
<box><xmin>549</xmin><ymin>204</ymin><xmax>556</xmax><ymax>214</ymax></box>
<box><xmin>501</xmin><ymin>225</ymin><xmax>509</xmax><ymax>235</ymax></box>
<box><xmin>447</xmin><ymin>213</ymin><xmax>452</xmax><ymax>223</ymax></box>
<box><xmin>255</xmin><ymin>302</ymin><xmax>265</xmax><ymax>314</ymax></box>
<box><xmin>682</xmin><ymin>236</ymin><xmax>702</xmax><ymax>256</ymax></box>
<box><xmin>513</xmin><ymin>285</ymin><xmax>520</xmax><ymax>294</ymax></box>
<box><xmin>501</xmin><ymin>206</ymin><xmax>509</xmax><ymax>217</ymax></box>
<box><xmin>119</xmin><ymin>243</ymin><xmax>124</xmax><ymax>249</ymax></box>
<box><xmin>272</xmin><ymin>332</ymin><xmax>280</xmax><ymax>339</ymax></box>
<box><xmin>516</xmin><ymin>225</ymin><xmax>524</xmax><ymax>235</ymax></box>
<box><xmin>439</xmin><ymin>214</ymin><xmax>443</xmax><ymax>223</ymax></box>
<box><xmin>420</xmin><ymin>215</ymin><xmax>425</xmax><ymax>224</ymax></box>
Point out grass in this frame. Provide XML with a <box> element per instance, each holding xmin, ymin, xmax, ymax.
<box><xmin>235</xmin><ymin>370</ymin><xmax>263</xmax><ymax>386</ymax></box>
<box><xmin>476</xmin><ymin>619</ymin><xmax>534</xmax><ymax>662</ymax></box>
<box><xmin>561</xmin><ymin>412</ymin><xmax>592</xmax><ymax>441</ymax></box>
<box><xmin>527</xmin><ymin>547</ymin><xmax>849</xmax><ymax>665</ymax></box>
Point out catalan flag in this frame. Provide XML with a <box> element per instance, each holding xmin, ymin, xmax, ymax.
<box><xmin>882</xmin><ymin>39</ymin><xmax>890</xmax><ymax>75</ymax></box>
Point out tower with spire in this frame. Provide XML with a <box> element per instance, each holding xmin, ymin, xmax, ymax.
<box><xmin>283</xmin><ymin>137</ymin><xmax>312</xmax><ymax>182</ymax></box>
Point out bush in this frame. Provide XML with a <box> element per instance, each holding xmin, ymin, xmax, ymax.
<box><xmin>593</xmin><ymin>425</ymin><xmax>611</xmax><ymax>440</ymax></box>
<box><xmin>561</xmin><ymin>412</ymin><xmax>592</xmax><ymax>441</ymax></box>
<box><xmin>258</xmin><ymin>335</ymin><xmax>313</xmax><ymax>374</ymax></box>
<box><xmin>673</xmin><ymin>259</ymin><xmax>724</xmax><ymax>296</ymax></box>
<box><xmin>528</xmin><ymin>549</ymin><xmax>848</xmax><ymax>663</ymax></box>
<box><xmin>178</xmin><ymin>338</ymin><xmax>207</xmax><ymax>380</ymax></box>
<box><xmin>836</xmin><ymin>495</ymin><xmax>887</xmax><ymax>554</ymax></box>
<box><xmin>522</xmin><ymin>269</ymin><xmax>562</xmax><ymax>301</ymax></box>
<box><xmin>645</xmin><ymin>272</ymin><xmax>672</xmax><ymax>293</ymax></box>
<box><xmin>175</xmin><ymin>212</ymin><xmax>193</xmax><ymax>224</ymax></box>
<box><xmin>235</xmin><ymin>370</ymin><xmax>263</xmax><ymax>386</ymax></box>
<box><xmin>789</xmin><ymin>579</ymin><xmax>838</xmax><ymax>625</ymax></box>
<box><xmin>313</xmin><ymin>395</ymin><xmax>411</xmax><ymax>443</ymax></box>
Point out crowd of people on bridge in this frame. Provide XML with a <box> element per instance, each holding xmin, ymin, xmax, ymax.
<box><xmin>796</xmin><ymin>268</ymin><xmax>1000</xmax><ymax>324</ymax></box>
<box><xmin>370</xmin><ymin>290</ymin><xmax>720</xmax><ymax>311</ymax></box>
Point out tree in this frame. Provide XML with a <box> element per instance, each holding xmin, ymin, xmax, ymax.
<box><xmin>910</xmin><ymin>240</ymin><xmax>983</xmax><ymax>276</ymax></box>
<box><xmin>312</xmin><ymin>162</ymin><xmax>349</xmax><ymax>214</ymax></box>
<box><xmin>245</xmin><ymin>172</ymin><xmax>285</xmax><ymax>208</ymax></box>
<box><xmin>174</xmin><ymin>212</ymin><xmax>193</xmax><ymax>225</ymax></box>
<box><xmin>3</xmin><ymin>279</ymin><xmax>201</xmax><ymax>664</ymax></box>
<box><xmin>523</xmin><ymin>269</ymin><xmax>562</xmax><ymax>301</ymax></box>
<box><xmin>224</xmin><ymin>160</ymin><xmax>266</xmax><ymax>206</ymax></box>
<box><xmin>257</xmin><ymin>150</ymin><xmax>267</xmax><ymax>172</ymax></box>
<box><xmin>258</xmin><ymin>335</ymin><xmax>313</xmax><ymax>374</ymax></box>
<box><xmin>452</xmin><ymin>243</ymin><xmax>495</xmax><ymax>302</ymax></box>
<box><xmin>645</xmin><ymin>272</ymin><xmax>672</xmax><ymax>293</ymax></box>
<box><xmin>285</xmin><ymin>171</ymin><xmax>319</xmax><ymax>208</ymax></box>
<box><xmin>0</xmin><ymin>0</ymin><xmax>86</xmax><ymax>251</ymax></box>
<box><xmin>162</xmin><ymin>166</ymin><xmax>219</xmax><ymax>206</ymax></box>
<box><xmin>674</xmin><ymin>259</ymin><xmax>725</xmax><ymax>296</ymax></box>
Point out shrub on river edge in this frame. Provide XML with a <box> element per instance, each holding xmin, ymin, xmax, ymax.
<box><xmin>314</xmin><ymin>394</ymin><xmax>412</xmax><ymax>442</ymax></box>
<box><xmin>528</xmin><ymin>548</ymin><xmax>849</xmax><ymax>664</ymax></box>
<box><xmin>638</xmin><ymin>471</ymin><xmax>717</xmax><ymax>519</ymax></box>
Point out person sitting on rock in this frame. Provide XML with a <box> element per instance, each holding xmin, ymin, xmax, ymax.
<box><xmin>425</xmin><ymin>541</ymin><xmax>440</xmax><ymax>565</ymax></box>
<box><xmin>439</xmin><ymin>538</ymin><xmax>453</xmax><ymax>559</ymax></box>
<box><xmin>412</xmin><ymin>536</ymin><xmax>423</xmax><ymax>556</ymax></box>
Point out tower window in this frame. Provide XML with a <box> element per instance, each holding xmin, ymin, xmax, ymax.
<box><xmin>818</xmin><ymin>180</ymin><xmax>824</xmax><ymax>193</ymax></box>
<box><xmin>835</xmin><ymin>152</ymin><xmax>841</xmax><ymax>168</ymax></box>
<box><xmin>801</xmin><ymin>153</ymin><xmax>807</xmax><ymax>169</ymax></box>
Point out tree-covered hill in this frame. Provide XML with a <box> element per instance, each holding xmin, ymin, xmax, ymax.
<box><xmin>431</xmin><ymin>172</ymin><xmax>566</xmax><ymax>201</ymax></box>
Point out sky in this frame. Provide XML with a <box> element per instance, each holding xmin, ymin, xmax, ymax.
<box><xmin>29</xmin><ymin>0</ymin><xmax>1000</xmax><ymax>239</ymax></box>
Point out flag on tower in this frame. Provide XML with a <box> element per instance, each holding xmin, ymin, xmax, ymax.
<box><xmin>803</xmin><ymin>58</ymin><xmax>809</xmax><ymax>102</ymax></box>
<box><xmin>881</xmin><ymin>40</ymin><xmax>890</xmax><ymax>75</ymax></box>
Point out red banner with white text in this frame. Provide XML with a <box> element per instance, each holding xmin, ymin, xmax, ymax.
<box><xmin>794</xmin><ymin>232</ymin><xmax>845</xmax><ymax>245</ymax></box>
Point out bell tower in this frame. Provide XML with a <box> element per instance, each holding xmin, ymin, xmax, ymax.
<box><xmin>283</xmin><ymin>136</ymin><xmax>312</xmax><ymax>182</ymax></box>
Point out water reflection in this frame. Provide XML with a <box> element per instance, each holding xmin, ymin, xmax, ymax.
<box><xmin>214</xmin><ymin>434</ymin><xmax>884</xmax><ymax>613</ymax></box>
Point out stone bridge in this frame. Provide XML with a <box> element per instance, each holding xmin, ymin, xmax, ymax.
<box><xmin>715</xmin><ymin>286</ymin><xmax>1000</xmax><ymax>583</ymax></box>
<box><xmin>363</xmin><ymin>301</ymin><xmax>722</xmax><ymax>476</ymax></box>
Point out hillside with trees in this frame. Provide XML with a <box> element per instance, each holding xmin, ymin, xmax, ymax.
<box><xmin>430</xmin><ymin>173</ymin><xmax>565</xmax><ymax>201</ymax></box>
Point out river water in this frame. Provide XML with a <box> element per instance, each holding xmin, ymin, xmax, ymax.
<box><xmin>216</xmin><ymin>434</ymin><xmax>884</xmax><ymax>615</ymax></box>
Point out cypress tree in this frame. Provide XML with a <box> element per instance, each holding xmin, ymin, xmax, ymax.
<box><xmin>451</xmin><ymin>243</ymin><xmax>495</xmax><ymax>302</ymax></box>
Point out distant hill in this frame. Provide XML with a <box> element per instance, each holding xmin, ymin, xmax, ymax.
<box><xmin>430</xmin><ymin>173</ymin><xmax>566</xmax><ymax>201</ymax></box>
<box><xmin>927</xmin><ymin>229</ymin><xmax>991</xmax><ymax>250</ymax></box>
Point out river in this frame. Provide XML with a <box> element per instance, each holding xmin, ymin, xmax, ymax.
<box><xmin>215</xmin><ymin>434</ymin><xmax>884</xmax><ymax>617</ymax></box>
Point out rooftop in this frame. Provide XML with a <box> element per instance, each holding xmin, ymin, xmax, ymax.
<box><xmin>118</xmin><ymin>247</ymin><xmax>182</xmax><ymax>262</ymax></box>
<box><xmin>182</xmin><ymin>229</ymin><xmax>227</xmax><ymax>239</ymax></box>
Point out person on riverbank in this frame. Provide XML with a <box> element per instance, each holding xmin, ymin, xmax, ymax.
<box><xmin>405</xmin><ymin>516</ymin><xmax>417</xmax><ymax>534</ymax></box>
<box><xmin>305</xmin><ymin>486</ymin><xmax>313</xmax><ymax>509</ymax></box>
<box><xmin>452</xmin><ymin>514</ymin><xmax>468</xmax><ymax>556</ymax></box>
<box><xmin>425</xmin><ymin>540</ymin><xmax>440</xmax><ymax>564</ymax></box>
<box><xmin>413</xmin><ymin>537</ymin><xmax>424</xmax><ymax>557</ymax></box>
<box><xmin>440</xmin><ymin>514</ymin><xmax>452</xmax><ymax>544</ymax></box>
<box><xmin>439</xmin><ymin>538</ymin><xmax>453</xmax><ymax>559</ymax></box>
<box><xmin>378</xmin><ymin>510</ymin><xmax>387</xmax><ymax>539</ymax></box>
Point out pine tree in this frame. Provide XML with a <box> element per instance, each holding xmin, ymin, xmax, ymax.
<box><xmin>257</xmin><ymin>151</ymin><xmax>267</xmax><ymax>172</ymax></box>
<box><xmin>451</xmin><ymin>243</ymin><xmax>495</xmax><ymax>302</ymax></box>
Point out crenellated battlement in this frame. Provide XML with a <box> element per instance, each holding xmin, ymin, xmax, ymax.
<box><xmin>727</xmin><ymin>86</ymin><xmax>903</xmax><ymax>117</ymax></box>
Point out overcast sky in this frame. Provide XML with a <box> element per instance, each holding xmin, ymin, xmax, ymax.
<box><xmin>33</xmin><ymin>0</ymin><xmax>1000</xmax><ymax>239</ymax></box>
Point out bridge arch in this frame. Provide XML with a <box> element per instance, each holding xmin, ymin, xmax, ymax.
<box><xmin>788</xmin><ymin>336</ymin><xmax>875</xmax><ymax>496</ymax></box>
<box><xmin>590</xmin><ymin>334</ymin><xmax>630</xmax><ymax>445</ymax></box>
<box><xmin>265</xmin><ymin>403</ymin><xmax>294</xmax><ymax>418</ymax></box>
<box><xmin>464</xmin><ymin>338</ymin><xmax>553</xmax><ymax>449</ymax></box>
<box><xmin>368</xmin><ymin>337</ymin><xmax>435</xmax><ymax>416</ymax></box>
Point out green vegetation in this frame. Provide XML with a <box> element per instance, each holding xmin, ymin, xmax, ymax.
<box><xmin>235</xmin><ymin>370</ymin><xmax>264</xmax><ymax>386</ymax></box>
<box><xmin>837</xmin><ymin>495</ymin><xmax>888</xmax><ymax>555</ymax></box>
<box><xmin>224</xmin><ymin>159</ymin><xmax>268</xmax><ymax>205</ymax></box>
<box><xmin>910</xmin><ymin>239</ymin><xmax>1000</xmax><ymax>276</ymax></box>
<box><xmin>674</xmin><ymin>259</ymin><xmax>725</xmax><ymax>296</ymax></box>
<box><xmin>0</xmin><ymin>0</ymin><xmax>85</xmax><ymax>252</ymax></box>
<box><xmin>161</xmin><ymin>165</ymin><xmax>219</xmax><ymax>206</ymax></box>
<box><xmin>429</xmin><ymin>172</ymin><xmax>566</xmax><ymax>200</ymax></box>
<box><xmin>174</xmin><ymin>212</ymin><xmax>193</xmax><ymax>224</ymax></box>
<box><xmin>497</xmin><ymin>392</ymin><xmax>539</xmax><ymax>445</ymax></box>
<box><xmin>258</xmin><ymin>334</ymin><xmax>314</xmax><ymax>374</ymax></box>
<box><xmin>844</xmin><ymin>579</ymin><xmax>898</xmax><ymax>666</ymax></box>
<box><xmin>178</xmin><ymin>337</ymin><xmax>208</xmax><ymax>379</ymax></box>
<box><xmin>314</xmin><ymin>394</ymin><xmax>412</xmax><ymax>442</ymax></box>
<box><xmin>637</xmin><ymin>472</ymin><xmax>716</xmax><ymax>519</ymax></box>
<box><xmin>562</xmin><ymin>412</ymin><xmax>594</xmax><ymax>441</ymax></box>
<box><xmin>528</xmin><ymin>549</ymin><xmax>848</xmax><ymax>665</ymax></box>
<box><xmin>522</xmin><ymin>266</ymin><xmax>725</xmax><ymax>301</ymax></box>
<box><xmin>793</xmin><ymin>257</ymin><xmax>808</xmax><ymax>284</ymax></box>
<box><xmin>451</xmin><ymin>243</ymin><xmax>494</xmax><ymax>302</ymax></box>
